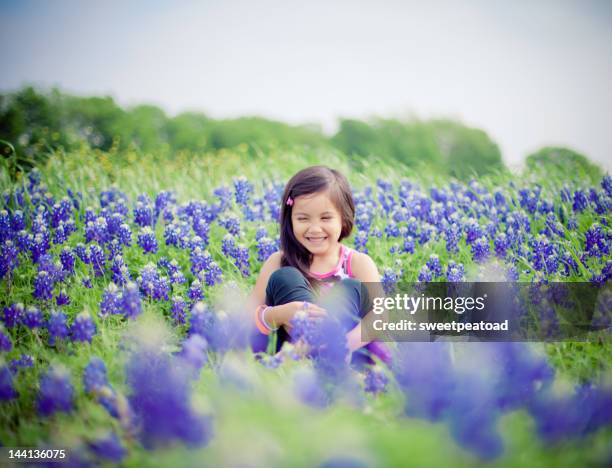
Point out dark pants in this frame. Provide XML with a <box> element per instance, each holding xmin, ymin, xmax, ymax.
<box><xmin>251</xmin><ymin>267</ymin><xmax>385</xmax><ymax>364</ymax></box>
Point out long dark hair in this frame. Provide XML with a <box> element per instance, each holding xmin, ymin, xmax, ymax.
<box><xmin>280</xmin><ymin>166</ymin><xmax>355</xmax><ymax>283</ymax></box>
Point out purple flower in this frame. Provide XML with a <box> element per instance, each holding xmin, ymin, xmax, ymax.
<box><xmin>126</xmin><ymin>347</ymin><xmax>213</xmax><ymax>449</ymax></box>
<box><xmin>121</xmin><ymin>282</ymin><xmax>142</xmax><ymax>319</ymax></box>
<box><xmin>82</xmin><ymin>276</ymin><xmax>93</xmax><ymax>289</ymax></box>
<box><xmin>0</xmin><ymin>240</ymin><xmax>19</xmax><ymax>279</ymax></box>
<box><xmin>37</xmin><ymin>365</ymin><xmax>74</xmax><ymax>416</ymax></box>
<box><xmin>134</xmin><ymin>199</ymin><xmax>154</xmax><ymax>227</ymax></box>
<box><xmin>364</xmin><ymin>366</ymin><xmax>389</xmax><ymax>394</ymax></box>
<box><xmin>100</xmin><ymin>283</ymin><xmax>122</xmax><ymax>317</ymax></box>
<box><xmin>0</xmin><ymin>365</ymin><xmax>18</xmax><ymax>400</ymax></box>
<box><xmin>418</xmin><ymin>265</ymin><xmax>432</xmax><ymax>282</ymax></box>
<box><xmin>88</xmin><ymin>432</ymin><xmax>127</xmax><ymax>463</ymax></box>
<box><xmin>203</xmin><ymin>262</ymin><xmax>223</xmax><ymax>287</ymax></box>
<box><xmin>34</xmin><ymin>271</ymin><xmax>54</xmax><ymax>301</ymax></box>
<box><xmin>233</xmin><ymin>176</ymin><xmax>253</xmax><ymax>206</ymax></box>
<box><xmin>47</xmin><ymin>310</ymin><xmax>69</xmax><ymax>345</ymax></box>
<box><xmin>293</xmin><ymin>368</ymin><xmax>328</xmax><ymax>408</ymax></box>
<box><xmin>138</xmin><ymin>227</ymin><xmax>158</xmax><ymax>254</ymax></box>
<box><xmin>471</xmin><ymin>237</ymin><xmax>490</xmax><ymax>263</ymax></box>
<box><xmin>71</xmin><ymin>312</ymin><xmax>97</xmax><ymax>343</ymax></box>
<box><xmin>59</xmin><ymin>247</ymin><xmax>76</xmax><ymax>275</ymax></box>
<box><xmin>381</xmin><ymin>268</ymin><xmax>399</xmax><ymax>294</ymax></box>
<box><xmin>171</xmin><ymin>296</ymin><xmax>188</xmax><ymax>324</ymax></box>
<box><xmin>178</xmin><ymin>334</ymin><xmax>208</xmax><ymax>372</ymax></box>
<box><xmin>89</xmin><ymin>244</ymin><xmax>106</xmax><ymax>277</ymax></box>
<box><xmin>0</xmin><ymin>326</ymin><xmax>12</xmax><ymax>352</ymax></box>
<box><xmin>190</xmin><ymin>247</ymin><xmax>212</xmax><ymax>275</ymax></box>
<box><xmin>138</xmin><ymin>263</ymin><xmax>170</xmax><ymax>300</ymax></box>
<box><xmin>426</xmin><ymin>254</ymin><xmax>442</xmax><ymax>277</ymax></box>
<box><xmin>23</xmin><ymin>306</ymin><xmax>44</xmax><ymax>329</ymax></box>
<box><xmin>446</xmin><ymin>261</ymin><xmax>465</xmax><ymax>282</ymax></box>
<box><xmin>572</xmin><ymin>190</ymin><xmax>588</xmax><ymax>213</ymax></box>
<box><xmin>3</xmin><ymin>303</ymin><xmax>24</xmax><ymax>328</ymax></box>
<box><xmin>55</xmin><ymin>291</ymin><xmax>70</xmax><ymax>306</ymax></box>
<box><xmin>9</xmin><ymin>354</ymin><xmax>34</xmax><ymax>374</ymax></box>
<box><xmin>111</xmin><ymin>255</ymin><xmax>131</xmax><ymax>286</ymax></box>
<box><xmin>118</xmin><ymin>223</ymin><xmax>132</xmax><ymax>246</ymax></box>
<box><xmin>354</xmin><ymin>231</ymin><xmax>369</xmax><ymax>253</ymax></box>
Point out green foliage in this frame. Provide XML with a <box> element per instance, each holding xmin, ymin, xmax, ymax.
<box><xmin>332</xmin><ymin>118</ymin><xmax>505</xmax><ymax>179</ymax></box>
<box><xmin>526</xmin><ymin>146</ymin><xmax>604</xmax><ymax>183</ymax></box>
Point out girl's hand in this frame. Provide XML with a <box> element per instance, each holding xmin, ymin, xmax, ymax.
<box><xmin>267</xmin><ymin>301</ymin><xmax>327</xmax><ymax>327</ymax></box>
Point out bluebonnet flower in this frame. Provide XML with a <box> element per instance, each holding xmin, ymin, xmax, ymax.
<box><xmin>381</xmin><ymin>268</ymin><xmax>398</xmax><ymax>294</ymax></box>
<box><xmin>47</xmin><ymin>310</ymin><xmax>69</xmax><ymax>345</ymax></box>
<box><xmin>121</xmin><ymin>282</ymin><xmax>142</xmax><ymax>319</ymax></box>
<box><xmin>89</xmin><ymin>244</ymin><xmax>106</xmax><ymax>277</ymax></box>
<box><xmin>293</xmin><ymin>367</ymin><xmax>328</xmax><ymax>408</ymax></box>
<box><xmin>82</xmin><ymin>276</ymin><xmax>93</xmax><ymax>289</ymax></box>
<box><xmin>171</xmin><ymin>296</ymin><xmax>188</xmax><ymax>324</ymax></box>
<box><xmin>418</xmin><ymin>265</ymin><xmax>432</xmax><ymax>282</ymax></box>
<box><xmin>178</xmin><ymin>334</ymin><xmax>208</xmax><ymax>372</ymax></box>
<box><xmin>23</xmin><ymin>306</ymin><xmax>44</xmax><ymax>329</ymax></box>
<box><xmin>446</xmin><ymin>261</ymin><xmax>465</xmax><ymax>282</ymax></box>
<box><xmin>188</xmin><ymin>279</ymin><xmax>204</xmax><ymax>302</ymax></box>
<box><xmin>134</xmin><ymin>199</ymin><xmax>154</xmax><ymax>227</ymax></box>
<box><xmin>585</xmin><ymin>223</ymin><xmax>610</xmax><ymax>258</ymax></box>
<box><xmin>83</xmin><ymin>357</ymin><xmax>121</xmax><ymax>419</ymax></box>
<box><xmin>106</xmin><ymin>212</ymin><xmax>124</xmax><ymax>236</ymax></box>
<box><xmin>100</xmin><ymin>283</ymin><xmax>122</xmax><ymax>317</ymax></box>
<box><xmin>37</xmin><ymin>365</ymin><xmax>74</xmax><ymax>416</ymax></box>
<box><xmin>16</xmin><ymin>230</ymin><xmax>32</xmax><ymax>253</ymax></box>
<box><xmin>471</xmin><ymin>237</ymin><xmax>490</xmax><ymax>263</ymax></box>
<box><xmin>494</xmin><ymin>233</ymin><xmax>509</xmax><ymax>259</ymax></box>
<box><xmin>364</xmin><ymin>366</ymin><xmax>389</xmax><ymax>394</ymax></box>
<box><xmin>572</xmin><ymin>190</ymin><xmax>588</xmax><ymax>213</ymax></box>
<box><xmin>55</xmin><ymin>290</ymin><xmax>71</xmax><ymax>306</ymax></box>
<box><xmin>138</xmin><ymin>227</ymin><xmax>158</xmax><ymax>254</ymax></box>
<box><xmin>464</xmin><ymin>219</ymin><xmax>482</xmax><ymax>245</ymax></box>
<box><xmin>0</xmin><ymin>326</ymin><xmax>12</xmax><ymax>352</ymax></box>
<box><xmin>88</xmin><ymin>432</ymin><xmax>127</xmax><ymax>463</ymax></box>
<box><xmin>354</xmin><ymin>231</ymin><xmax>369</xmax><ymax>253</ymax></box>
<box><xmin>0</xmin><ymin>210</ymin><xmax>11</xmax><ymax>242</ymax></box>
<box><xmin>118</xmin><ymin>223</ymin><xmax>132</xmax><ymax>246</ymax></box>
<box><xmin>233</xmin><ymin>176</ymin><xmax>253</xmax><ymax>206</ymax></box>
<box><xmin>74</xmin><ymin>243</ymin><xmax>89</xmax><ymax>263</ymax></box>
<box><xmin>257</xmin><ymin>236</ymin><xmax>277</xmax><ymax>262</ymax></box>
<box><xmin>203</xmin><ymin>262</ymin><xmax>223</xmax><ymax>287</ymax></box>
<box><xmin>9</xmin><ymin>354</ymin><xmax>34</xmax><ymax>374</ymax></box>
<box><xmin>190</xmin><ymin>247</ymin><xmax>212</xmax><ymax>275</ymax></box>
<box><xmin>126</xmin><ymin>347</ymin><xmax>213</xmax><ymax>449</ymax></box>
<box><xmin>107</xmin><ymin>238</ymin><xmax>123</xmax><ymax>259</ymax></box>
<box><xmin>59</xmin><ymin>247</ymin><xmax>76</xmax><ymax>275</ymax></box>
<box><xmin>0</xmin><ymin>365</ymin><xmax>18</xmax><ymax>400</ymax></box>
<box><xmin>54</xmin><ymin>224</ymin><xmax>68</xmax><ymax>244</ymax></box>
<box><xmin>192</xmin><ymin>218</ymin><xmax>210</xmax><ymax>246</ymax></box>
<box><xmin>71</xmin><ymin>312</ymin><xmax>97</xmax><ymax>343</ymax></box>
<box><xmin>138</xmin><ymin>263</ymin><xmax>170</xmax><ymax>300</ymax></box>
<box><xmin>2</xmin><ymin>303</ymin><xmax>24</xmax><ymax>328</ymax></box>
<box><xmin>403</xmin><ymin>236</ymin><xmax>415</xmax><ymax>254</ymax></box>
<box><xmin>111</xmin><ymin>255</ymin><xmax>131</xmax><ymax>286</ymax></box>
<box><xmin>34</xmin><ymin>271</ymin><xmax>54</xmax><ymax>301</ymax></box>
<box><xmin>220</xmin><ymin>215</ymin><xmax>240</xmax><ymax>236</ymax></box>
<box><xmin>426</xmin><ymin>254</ymin><xmax>442</xmax><ymax>277</ymax></box>
<box><xmin>155</xmin><ymin>190</ymin><xmax>176</xmax><ymax>220</ymax></box>
<box><xmin>444</xmin><ymin>225</ymin><xmax>461</xmax><ymax>254</ymax></box>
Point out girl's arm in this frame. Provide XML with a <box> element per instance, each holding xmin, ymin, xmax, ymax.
<box><xmin>346</xmin><ymin>251</ymin><xmax>383</xmax><ymax>353</ymax></box>
<box><xmin>247</xmin><ymin>252</ymin><xmax>325</xmax><ymax>331</ymax></box>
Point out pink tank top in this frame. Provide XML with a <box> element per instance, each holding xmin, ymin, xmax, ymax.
<box><xmin>309</xmin><ymin>244</ymin><xmax>355</xmax><ymax>288</ymax></box>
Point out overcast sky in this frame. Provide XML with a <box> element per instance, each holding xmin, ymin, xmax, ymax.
<box><xmin>1</xmin><ymin>0</ymin><xmax>611</xmax><ymax>168</ymax></box>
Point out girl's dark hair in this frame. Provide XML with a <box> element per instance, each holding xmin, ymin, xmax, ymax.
<box><xmin>280</xmin><ymin>166</ymin><xmax>355</xmax><ymax>282</ymax></box>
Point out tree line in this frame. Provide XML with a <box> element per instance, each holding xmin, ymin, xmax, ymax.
<box><xmin>0</xmin><ymin>86</ymin><xmax>601</xmax><ymax>180</ymax></box>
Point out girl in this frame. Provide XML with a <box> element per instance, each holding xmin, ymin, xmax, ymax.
<box><xmin>249</xmin><ymin>165</ymin><xmax>391</xmax><ymax>364</ymax></box>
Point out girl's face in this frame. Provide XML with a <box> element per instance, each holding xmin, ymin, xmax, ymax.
<box><xmin>291</xmin><ymin>191</ymin><xmax>343</xmax><ymax>256</ymax></box>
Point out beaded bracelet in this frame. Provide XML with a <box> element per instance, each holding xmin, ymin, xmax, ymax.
<box><xmin>261</xmin><ymin>306</ymin><xmax>278</xmax><ymax>332</ymax></box>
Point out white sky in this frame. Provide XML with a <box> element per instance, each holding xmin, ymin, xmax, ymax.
<box><xmin>1</xmin><ymin>0</ymin><xmax>611</xmax><ymax>169</ymax></box>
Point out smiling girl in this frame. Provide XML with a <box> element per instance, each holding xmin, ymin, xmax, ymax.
<box><xmin>248</xmin><ymin>166</ymin><xmax>391</xmax><ymax>364</ymax></box>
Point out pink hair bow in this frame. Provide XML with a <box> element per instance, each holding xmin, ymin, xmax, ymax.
<box><xmin>286</xmin><ymin>196</ymin><xmax>294</xmax><ymax>206</ymax></box>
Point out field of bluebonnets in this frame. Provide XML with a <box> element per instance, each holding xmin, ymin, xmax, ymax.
<box><xmin>0</xmin><ymin>145</ymin><xmax>611</xmax><ymax>467</ymax></box>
